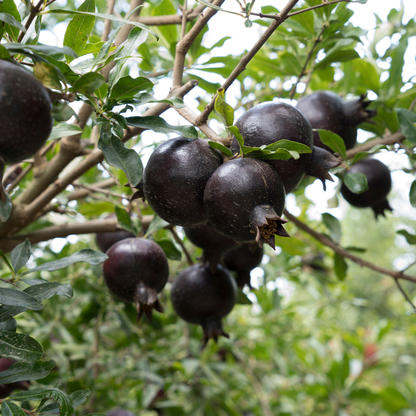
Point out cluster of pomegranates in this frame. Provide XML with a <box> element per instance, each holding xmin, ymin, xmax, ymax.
<box><xmin>100</xmin><ymin>92</ymin><xmax>391</xmax><ymax>345</ymax></box>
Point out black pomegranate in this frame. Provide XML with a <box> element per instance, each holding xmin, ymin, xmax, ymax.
<box><xmin>143</xmin><ymin>137</ymin><xmax>222</xmax><ymax>226</ymax></box>
<box><xmin>231</xmin><ymin>102</ymin><xmax>341</xmax><ymax>193</ymax></box>
<box><xmin>224</xmin><ymin>243</ymin><xmax>264</xmax><ymax>289</ymax></box>
<box><xmin>204</xmin><ymin>158</ymin><xmax>288</xmax><ymax>248</ymax></box>
<box><xmin>103</xmin><ymin>237</ymin><xmax>169</xmax><ymax>321</ymax></box>
<box><xmin>296</xmin><ymin>91</ymin><xmax>376</xmax><ymax>151</ymax></box>
<box><xmin>340</xmin><ymin>158</ymin><xmax>392</xmax><ymax>218</ymax></box>
<box><xmin>171</xmin><ymin>263</ymin><xmax>237</xmax><ymax>345</ymax></box>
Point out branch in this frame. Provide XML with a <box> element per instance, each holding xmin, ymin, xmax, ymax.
<box><xmin>196</xmin><ymin>0</ymin><xmax>301</xmax><ymax>125</ymax></box>
<box><xmin>393</xmin><ymin>278</ymin><xmax>416</xmax><ymax>313</ymax></box>
<box><xmin>168</xmin><ymin>226</ymin><xmax>194</xmax><ymax>266</ymax></box>
<box><xmin>17</xmin><ymin>0</ymin><xmax>44</xmax><ymax>42</ymax></box>
<box><xmin>102</xmin><ymin>0</ymin><xmax>116</xmax><ymax>42</ymax></box>
<box><xmin>283</xmin><ymin>209</ymin><xmax>416</xmax><ymax>284</ymax></box>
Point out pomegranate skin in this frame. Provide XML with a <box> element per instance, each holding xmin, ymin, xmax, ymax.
<box><xmin>340</xmin><ymin>158</ymin><xmax>392</xmax><ymax>218</ymax></box>
<box><xmin>0</xmin><ymin>60</ymin><xmax>53</xmax><ymax>164</ymax></box>
<box><xmin>96</xmin><ymin>230</ymin><xmax>135</xmax><ymax>253</ymax></box>
<box><xmin>143</xmin><ymin>137</ymin><xmax>222</xmax><ymax>226</ymax></box>
<box><xmin>171</xmin><ymin>263</ymin><xmax>237</xmax><ymax>345</ymax></box>
<box><xmin>204</xmin><ymin>158</ymin><xmax>288</xmax><ymax>248</ymax></box>
<box><xmin>103</xmin><ymin>238</ymin><xmax>169</xmax><ymax>320</ymax></box>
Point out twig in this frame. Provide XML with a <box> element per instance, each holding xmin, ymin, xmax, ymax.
<box><xmin>0</xmin><ymin>278</ymin><xmax>19</xmax><ymax>287</ymax></box>
<box><xmin>409</xmin><ymin>97</ymin><xmax>416</xmax><ymax>111</ymax></box>
<box><xmin>393</xmin><ymin>278</ymin><xmax>416</xmax><ymax>313</ymax></box>
<box><xmin>283</xmin><ymin>209</ymin><xmax>416</xmax><ymax>284</ymax></box>
<box><xmin>73</xmin><ymin>183</ymin><xmax>127</xmax><ymax>199</ymax></box>
<box><xmin>17</xmin><ymin>0</ymin><xmax>45</xmax><ymax>42</ymax></box>
<box><xmin>168</xmin><ymin>226</ymin><xmax>194</xmax><ymax>266</ymax></box>
<box><xmin>180</xmin><ymin>0</ymin><xmax>188</xmax><ymax>40</ymax></box>
<box><xmin>102</xmin><ymin>0</ymin><xmax>116</xmax><ymax>42</ymax></box>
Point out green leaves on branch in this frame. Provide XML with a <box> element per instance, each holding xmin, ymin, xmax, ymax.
<box><xmin>397</xmin><ymin>108</ymin><xmax>416</xmax><ymax>143</ymax></box>
<box><xmin>0</xmin><ymin>360</ymin><xmax>55</xmax><ymax>384</ymax></box>
<box><xmin>0</xmin><ymin>333</ymin><xmax>43</xmax><ymax>363</ymax></box>
<box><xmin>214</xmin><ymin>88</ymin><xmax>234</xmax><ymax>127</ymax></box>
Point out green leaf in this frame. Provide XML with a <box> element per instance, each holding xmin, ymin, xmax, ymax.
<box><xmin>155</xmin><ymin>239</ymin><xmax>181</xmax><ymax>261</ymax></box>
<box><xmin>0</xmin><ymin>0</ymin><xmax>21</xmax><ymax>41</ymax></box>
<box><xmin>334</xmin><ymin>253</ymin><xmax>347</xmax><ymax>281</ymax></box>
<box><xmin>0</xmin><ymin>333</ymin><xmax>43</xmax><ymax>363</ymax></box>
<box><xmin>322</xmin><ymin>213</ymin><xmax>342</xmax><ymax>242</ymax></box>
<box><xmin>145</xmin><ymin>215</ymin><xmax>169</xmax><ymax>237</ymax></box>
<box><xmin>244</xmin><ymin>19</ymin><xmax>253</xmax><ymax>28</ymax></box>
<box><xmin>228</xmin><ymin>126</ymin><xmax>244</xmax><ymax>154</ymax></box>
<box><xmin>21</xmin><ymin>249</ymin><xmax>108</xmax><ymax>276</ymax></box>
<box><xmin>0</xmin><ymin>360</ymin><xmax>55</xmax><ymax>384</ymax></box>
<box><xmin>316</xmin><ymin>129</ymin><xmax>347</xmax><ymax>160</ymax></box>
<box><xmin>0</xmin><ymin>45</ymin><xmax>11</xmax><ymax>59</ymax></box>
<box><xmin>10</xmin><ymin>240</ymin><xmax>31</xmax><ymax>273</ymax></box>
<box><xmin>63</xmin><ymin>0</ymin><xmax>96</xmax><ymax>62</ymax></box>
<box><xmin>115</xmin><ymin>206</ymin><xmax>136</xmax><ymax>235</ymax></box>
<box><xmin>0</xmin><ymin>13</ymin><xmax>25</xmax><ymax>32</ymax></box>
<box><xmin>0</xmin><ymin>289</ymin><xmax>42</xmax><ymax>310</ymax></box>
<box><xmin>98</xmin><ymin>134</ymin><xmax>143</xmax><ymax>187</ymax></box>
<box><xmin>52</xmin><ymin>101</ymin><xmax>79</xmax><ymax>122</ymax></box>
<box><xmin>409</xmin><ymin>180</ymin><xmax>416</xmax><ymax>207</ymax></box>
<box><xmin>109</xmin><ymin>76</ymin><xmax>153</xmax><ymax>101</ymax></box>
<box><xmin>0</xmin><ymin>191</ymin><xmax>12</xmax><ymax>222</ymax></box>
<box><xmin>343</xmin><ymin>172</ymin><xmax>368</xmax><ymax>194</ymax></box>
<box><xmin>208</xmin><ymin>141</ymin><xmax>233</xmax><ymax>156</ymax></box>
<box><xmin>49</xmin><ymin>124</ymin><xmax>83</xmax><ymax>141</ymax></box>
<box><xmin>237</xmin><ymin>290</ymin><xmax>252</xmax><ymax>305</ymax></box>
<box><xmin>397</xmin><ymin>108</ymin><xmax>416</xmax><ymax>143</ymax></box>
<box><xmin>380</xmin><ymin>387</ymin><xmax>410</xmax><ymax>413</ymax></box>
<box><xmin>72</xmin><ymin>72</ymin><xmax>105</xmax><ymax>95</ymax></box>
<box><xmin>24</xmin><ymin>282</ymin><xmax>63</xmax><ymax>302</ymax></box>
<box><xmin>112</xmin><ymin>26</ymin><xmax>148</xmax><ymax>63</ymax></box>
<box><xmin>0</xmin><ymin>249</ymin><xmax>13</xmax><ymax>272</ymax></box>
<box><xmin>315</xmin><ymin>48</ymin><xmax>360</xmax><ymax>70</ymax></box>
<box><xmin>214</xmin><ymin>88</ymin><xmax>234</xmax><ymax>127</ymax></box>
<box><xmin>33</xmin><ymin>62</ymin><xmax>66</xmax><ymax>92</ymax></box>
<box><xmin>39</xmin><ymin>390</ymin><xmax>91</xmax><ymax>414</ymax></box>
<box><xmin>397</xmin><ymin>230</ymin><xmax>416</xmax><ymax>245</ymax></box>
<box><xmin>11</xmin><ymin>387</ymin><xmax>74</xmax><ymax>416</ymax></box>
<box><xmin>125</xmin><ymin>116</ymin><xmax>198</xmax><ymax>139</ymax></box>
<box><xmin>2</xmin><ymin>400</ymin><xmax>26</xmax><ymax>416</ymax></box>
<box><xmin>0</xmin><ymin>319</ymin><xmax>16</xmax><ymax>333</ymax></box>
<box><xmin>194</xmin><ymin>0</ymin><xmax>243</xmax><ymax>16</ymax></box>
<box><xmin>3</xmin><ymin>43</ymin><xmax>77</xmax><ymax>58</ymax></box>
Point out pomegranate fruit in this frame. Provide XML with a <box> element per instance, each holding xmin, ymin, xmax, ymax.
<box><xmin>340</xmin><ymin>158</ymin><xmax>392</xmax><ymax>218</ymax></box>
<box><xmin>204</xmin><ymin>158</ymin><xmax>288</xmax><ymax>248</ymax></box>
<box><xmin>223</xmin><ymin>243</ymin><xmax>264</xmax><ymax>289</ymax></box>
<box><xmin>143</xmin><ymin>137</ymin><xmax>222</xmax><ymax>226</ymax></box>
<box><xmin>0</xmin><ymin>358</ymin><xmax>30</xmax><ymax>398</ymax></box>
<box><xmin>96</xmin><ymin>230</ymin><xmax>135</xmax><ymax>253</ymax></box>
<box><xmin>296</xmin><ymin>91</ymin><xmax>376</xmax><ymax>151</ymax></box>
<box><xmin>0</xmin><ymin>60</ymin><xmax>53</xmax><ymax>165</ymax></box>
<box><xmin>103</xmin><ymin>237</ymin><xmax>169</xmax><ymax>321</ymax></box>
<box><xmin>231</xmin><ymin>102</ymin><xmax>341</xmax><ymax>193</ymax></box>
<box><xmin>171</xmin><ymin>263</ymin><xmax>237</xmax><ymax>345</ymax></box>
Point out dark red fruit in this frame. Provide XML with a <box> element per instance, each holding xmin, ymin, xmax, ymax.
<box><xmin>340</xmin><ymin>158</ymin><xmax>392</xmax><ymax>218</ymax></box>
<box><xmin>223</xmin><ymin>243</ymin><xmax>264</xmax><ymax>289</ymax></box>
<box><xmin>143</xmin><ymin>137</ymin><xmax>222</xmax><ymax>226</ymax></box>
<box><xmin>0</xmin><ymin>358</ymin><xmax>30</xmax><ymax>398</ymax></box>
<box><xmin>171</xmin><ymin>263</ymin><xmax>237</xmax><ymax>345</ymax></box>
<box><xmin>231</xmin><ymin>102</ymin><xmax>341</xmax><ymax>193</ymax></box>
<box><xmin>0</xmin><ymin>60</ymin><xmax>53</xmax><ymax>164</ymax></box>
<box><xmin>103</xmin><ymin>237</ymin><xmax>169</xmax><ymax>321</ymax></box>
<box><xmin>296</xmin><ymin>91</ymin><xmax>376</xmax><ymax>151</ymax></box>
<box><xmin>204</xmin><ymin>158</ymin><xmax>288</xmax><ymax>248</ymax></box>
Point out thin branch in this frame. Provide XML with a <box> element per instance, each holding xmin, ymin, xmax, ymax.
<box><xmin>17</xmin><ymin>0</ymin><xmax>45</xmax><ymax>43</ymax></box>
<box><xmin>168</xmin><ymin>226</ymin><xmax>194</xmax><ymax>266</ymax></box>
<box><xmin>68</xmin><ymin>179</ymin><xmax>117</xmax><ymax>201</ymax></box>
<box><xmin>196</xmin><ymin>0</ymin><xmax>301</xmax><ymax>125</ymax></box>
<box><xmin>283</xmin><ymin>209</ymin><xmax>416</xmax><ymax>284</ymax></box>
<box><xmin>73</xmin><ymin>184</ymin><xmax>127</xmax><ymax>199</ymax></box>
<box><xmin>102</xmin><ymin>0</ymin><xmax>116</xmax><ymax>42</ymax></box>
<box><xmin>180</xmin><ymin>0</ymin><xmax>188</xmax><ymax>40</ymax></box>
<box><xmin>393</xmin><ymin>278</ymin><xmax>416</xmax><ymax>313</ymax></box>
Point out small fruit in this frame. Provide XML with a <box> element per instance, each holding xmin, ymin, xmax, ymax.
<box><xmin>103</xmin><ymin>237</ymin><xmax>169</xmax><ymax>321</ymax></box>
<box><xmin>0</xmin><ymin>358</ymin><xmax>30</xmax><ymax>398</ymax></box>
<box><xmin>223</xmin><ymin>243</ymin><xmax>264</xmax><ymax>289</ymax></box>
<box><xmin>143</xmin><ymin>137</ymin><xmax>222</xmax><ymax>226</ymax></box>
<box><xmin>296</xmin><ymin>91</ymin><xmax>376</xmax><ymax>150</ymax></box>
<box><xmin>0</xmin><ymin>60</ymin><xmax>53</xmax><ymax>164</ymax></box>
<box><xmin>231</xmin><ymin>102</ymin><xmax>341</xmax><ymax>193</ymax></box>
<box><xmin>171</xmin><ymin>263</ymin><xmax>237</xmax><ymax>345</ymax></box>
<box><xmin>204</xmin><ymin>158</ymin><xmax>288</xmax><ymax>248</ymax></box>
<box><xmin>340</xmin><ymin>158</ymin><xmax>392</xmax><ymax>218</ymax></box>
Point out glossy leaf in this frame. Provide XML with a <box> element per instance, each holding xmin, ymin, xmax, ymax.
<box><xmin>109</xmin><ymin>76</ymin><xmax>153</xmax><ymax>101</ymax></box>
<box><xmin>0</xmin><ymin>13</ymin><xmax>25</xmax><ymax>32</ymax></box>
<box><xmin>39</xmin><ymin>390</ymin><xmax>91</xmax><ymax>414</ymax></box>
<box><xmin>214</xmin><ymin>88</ymin><xmax>234</xmax><ymax>127</ymax></box>
<box><xmin>0</xmin><ymin>288</ymin><xmax>42</xmax><ymax>310</ymax></box>
<box><xmin>115</xmin><ymin>206</ymin><xmax>136</xmax><ymax>235</ymax></box>
<box><xmin>2</xmin><ymin>401</ymin><xmax>26</xmax><ymax>416</ymax></box>
<box><xmin>208</xmin><ymin>141</ymin><xmax>233</xmax><ymax>156</ymax></box>
<box><xmin>0</xmin><ymin>0</ymin><xmax>21</xmax><ymax>41</ymax></box>
<box><xmin>0</xmin><ymin>319</ymin><xmax>16</xmax><ymax>333</ymax></box>
<box><xmin>0</xmin><ymin>333</ymin><xmax>43</xmax><ymax>363</ymax></box>
<box><xmin>3</xmin><ymin>43</ymin><xmax>77</xmax><ymax>58</ymax></box>
<box><xmin>0</xmin><ymin>360</ymin><xmax>55</xmax><ymax>384</ymax></box>
<box><xmin>316</xmin><ymin>129</ymin><xmax>347</xmax><ymax>160</ymax></box>
<box><xmin>72</xmin><ymin>72</ymin><xmax>105</xmax><ymax>95</ymax></box>
<box><xmin>49</xmin><ymin>124</ymin><xmax>83</xmax><ymax>141</ymax></box>
<box><xmin>343</xmin><ymin>172</ymin><xmax>368</xmax><ymax>194</ymax></box>
<box><xmin>10</xmin><ymin>239</ymin><xmax>31</xmax><ymax>273</ymax></box>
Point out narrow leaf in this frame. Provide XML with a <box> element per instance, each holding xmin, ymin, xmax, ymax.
<box><xmin>3</xmin><ymin>43</ymin><xmax>77</xmax><ymax>58</ymax></box>
<box><xmin>11</xmin><ymin>240</ymin><xmax>31</xmax><ymax>273</ymax></box>
<box><xmin>410</xmin><ymin>180</ymin><xmax>416</xmax><ymax>207</ymax></box>
<box><xmin>39</xmin><ymin>390</ymin><xmax>91</xmax><ymax>414</ymax></box>
<box><xmin>316</xmin><ymin>129</ymin><xmax>347</xmax><ymax>160</ymax></box>
<box><xmin>208</xmin><ymin>141</ymin><xmax>233</xmax><ymax>156</ymax></box>
<box><xmin>0</xmin><ymin>289</ymin><xmax>42</xmax><ymax>310</ymax></box>
<box><xmin>49</xmin><ymin>124</ymin><xmax>83</xmax><ymax>141</ymax></box>
<box><xmin>0</xmin><ymin>13</ymin><xmax>25</xmax><ymax>32</ymax></box>
<box><xmin>2</xmin><ymin>400</ymin><xmax>26</xmax><ymax>416</ymax></box>
<box><xmin>214</xmin><ymin>88</ymin><xmax>234</xmax><ymax>127</ymax></box>
<box><xmin>0</xmin><ymin>250</ymin><xmax>13</xmax><ymax>272</ymax></box>
<box><xmin>0</xmin><ymin>360</ymin><xmax>55</xmax><ymax>384</ymax></box>
<box><xmin>0</xmin><ymin>333</ymin><xmax>43</xmax><ymax>363</ymax></box>
<box><xmin>397</xmin><ymin>229</ymin><xmax>416</xmax><ymax>245</ymax></box>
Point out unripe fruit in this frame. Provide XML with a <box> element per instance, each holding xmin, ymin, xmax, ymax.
<box><xmin>103</xmin><ymin>238</ymin><xmax>169</xmax><ymax>321</ymax></box>
<box><xmin>171</xmin><ymin>263</ymin><xmax>237</xmax><ymax>345</ymax></box>
<box><xmin>143</xmin><ymin>137</ymin><xmax>222</xmax><ymax>226</ymax></box>
<box><xmin>340</xmin><ymin>158</ymin><xmax>392</xmax><ymax>218</ymax></box>
<box><xmin>0</xmin><ymin>60</ymin><xmax>53</xmax><ymax>164</ymax></box>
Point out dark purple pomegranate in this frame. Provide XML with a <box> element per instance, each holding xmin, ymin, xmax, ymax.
<box><xmin>96</xmin><ymin>230</ymin><xmax>135</xmax><ymax>253</ymax></box>
<box><xmin>296</xmin><ymin>91</ymin><xmax>376</xmax><ymax>151</ymax></box>
<box><xmin>103</xmin><ymin>237</ymin><xmax>169</xmax><ymax>321</ymax></box>
<box><xmin>223</xmin><ymin>243</ymin><xmax>264</xmax><ymax>289</ymax></box>
<box><xmin>231</xmin><ymin>102</ymin><xmax>341</xmax><ymax>193</ymax></box>
<box><xmin>204</xmin><ymin>158</ymin><xmax>288</xmax><ymax>248</ymax></box>
<box><xmin>171</xmin><ymin>263</ymin><xmax>237</xmax><ymax>345</ymax></box>
<box><xmin>0</xmin><ymin>358</ymin><xmax>30</xmax><ymax>398</ymax></box>
<box><xmin>143</xmin><ymin>137</ymin><xmax>222</xmax><ymax>226</ymax></box>
<box><xmin>340</xmin><ymin>158</ymin><xmax>392</xmax><ymax>218</ymax></box>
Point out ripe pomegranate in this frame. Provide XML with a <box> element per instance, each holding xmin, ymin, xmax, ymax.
<box><xmin>171</xmin><ymin>263</ymin><xmax>237</xmax><ymax>345</ymax></box>
<box><xmin>0</xmin><ymin>358</ymin><xmax>30</xmax><ymax>398</ymax></box>
<box><xmin>204</xmin><ymin>158</ymin><xmax>289</xmax><ymax>248</ymax></box>
<box><xmin>223</xmin><ymin>243</ymin><xmax>264</xmax><ymax>289</ymax></box>
<box><xmin>231</xmin><ymin>102</ymin><xmax>341</xmax><ymax>193</ymax></box>
<box><xmin>340</xmin><ymin>158</ymin><xmax>392</xmax><ymax>218</ymax></box>
<box><xmin>103</xmin><ymin>237</ymin><xmax>169</xmax><ymax>321</ymax></box>
<box><xmin>296</xmin><ymin>91</ymin><xmax>376</xmax><ymax>150</ymax></box>
<box><xmin>143</xmin><ymin>137</ymin><xmax>222</xmax><ymax>226</ymax></box>
<box><xmin>0</xmin><ymin>60</ymin><xmax>53</xmax><ymax>165</ymax></box>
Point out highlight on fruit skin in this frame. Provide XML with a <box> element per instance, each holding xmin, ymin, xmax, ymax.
<box><xmin>340</xmin><ymin>158</ymin><xmax>392</xmax><ymax>218</ymax></box>
<box><xmin>102</xmin><ymin>237</ymin><xmax>169</xmax><ymax>321</ymax></box>
<box><xmin>143</xmin><ymin>137</ymin><xmax>222</xmax><ymax>227</ymax></box>
<box><xmin>296</xmin><ymin>90</ymin><xmax>377</xmax><ymax>151</ymax></box>
<box><xmin>170</xmin><ymin>263</ymin><xmax>238</xmax><ymax>346</ymax></box>
<box><xmin>204</xmin><ymin>158</ymin><xmax>289</xmax><ymax>249</ymax></box>
<box><xmin>0</xmin><ymin>59</ymin><xmax>53</xmax><ymax>165</ymax></box>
